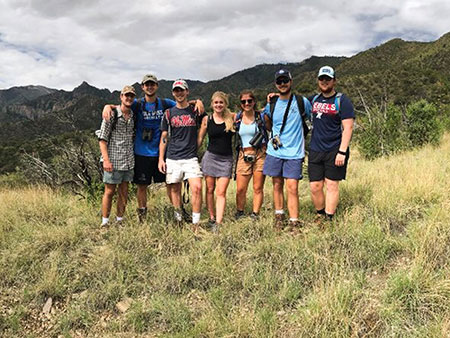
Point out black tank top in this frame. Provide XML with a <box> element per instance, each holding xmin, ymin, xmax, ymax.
<box><xmin>207</xmin><ymin>115</ymin><xmax>234</xmax><ymax>156</ymax></box>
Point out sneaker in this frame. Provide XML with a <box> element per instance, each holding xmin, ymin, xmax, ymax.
<box><xmin>250</xmin><ymin>212</ymin><xmax>260</xmax><ymax>220</ymax></box>
<box><xmin>274</xmin><ymin>214</ymin><xmax>285</xmax><ymax>231</ymax></box>
<box><xmin>235</xmin><ymin>210</ymin><xmax>245</xmax><ymax>220</ymax></box>
<box><xmin>313</xmin><ymin>213</ymin><xmax>325</xmax><ymax>226</ymax></box>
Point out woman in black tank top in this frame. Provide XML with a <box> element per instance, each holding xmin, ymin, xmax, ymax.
<box><xmin>198</xmin><ymin>91</ymin><xmax>235</xmax><ymax>228</ymax></box>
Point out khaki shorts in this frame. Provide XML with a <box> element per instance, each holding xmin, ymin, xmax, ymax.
<box><xmin>236</xmin><ymin>147</ymin><xmax>266</xmax><ymax>176</ymax></box>
<box><xmin>166</xmin><ymin>158</ymin><xmax>203</xmax><ymax>184</ymax></box>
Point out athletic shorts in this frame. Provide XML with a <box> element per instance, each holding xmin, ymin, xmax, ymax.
<box><xmin>262</xmin><ymin>154</ymin><xmax>303</xmax><ymax>180</ymax></box>
<box><xmin>103</xmin><ymin>169</ymin><xmax>134</xmax><ymax>184</ymax></box>
<box><xmin>308</xmin><ymin>148</ymin><xmax>350</xmax><ymax>181</ymax></box>
<box><xmin>166</xmin><ymin>158</ymin><xmax>203</xmax><ymax>184</ymax></box>
<box><xmin>236</xmin><ymin>147</ymin><xmax>266</xmax><ymax>176</ymax></box>
<box><xmin>133</xmin><ymin>155</ymin><xmax>165</xmax><ymax>185</ymax></box>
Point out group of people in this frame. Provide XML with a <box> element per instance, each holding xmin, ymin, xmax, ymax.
<box><xmin>97</xmin><ymin>65</ymin><xmax>355</xmax><ymax>233</ymax></box>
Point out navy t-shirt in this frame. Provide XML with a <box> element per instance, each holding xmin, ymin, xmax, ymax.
<box><xmin>160</xmin><ymin>105</ymin><xmax>199</xmax><ymax>160</ymax></box>
<box><xmin>308</xmin><ymin>93</ymin><xmax>355</xmax><ymax>152</ymax></box>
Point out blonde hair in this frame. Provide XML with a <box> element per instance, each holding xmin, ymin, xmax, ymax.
<box><xmin>211</xmin><ymin>91</ymin><xmax>235</xmax><ymax>132</ymax></box>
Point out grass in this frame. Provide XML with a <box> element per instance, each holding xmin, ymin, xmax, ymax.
<box><xmin>1</xmin><ymin>135</ymin><xmax>450</xmax><ymax>337</ymax></box>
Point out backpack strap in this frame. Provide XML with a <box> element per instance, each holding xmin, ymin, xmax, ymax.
<box><xmin>335</xmin><ymin>92</ymin><xmax>343</xmax><ymax>113</ymax></box>
<box><xmin>294</xmin><ymin>95</ymin><xmax>309</xmax><ymax>137</ymax></box>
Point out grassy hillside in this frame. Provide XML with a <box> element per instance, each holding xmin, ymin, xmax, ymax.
<box><xmin>1</xmin><ymin>134</ymin><xmax>450</xmax><ymax>337</ymax></box>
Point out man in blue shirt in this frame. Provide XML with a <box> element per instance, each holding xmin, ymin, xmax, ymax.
<box><xmin>263</xmin><ymin>69</ymin><xmax>312</xmax><ymax>232</ymax></box>
<box><xmin>308</xmin><ymin>66</ymin><xmax>355</xmax><ymax>223</ymax></box>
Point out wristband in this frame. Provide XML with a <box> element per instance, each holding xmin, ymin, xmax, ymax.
<box><xmin>338</xmin><ymin>150</ymin><xmax>347</xmax><ymax>156</ymax></box>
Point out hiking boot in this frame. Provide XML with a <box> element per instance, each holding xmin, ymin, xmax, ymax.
<box><xmin>313</xmin><ymin>213</ymin><xmax>325</xmax><ymax>226</ymax></box>
<box><xmin>137</xmin><ymin>207</ymin><xmax>147</xmax><ymax>223</ymax></box>
<box><xmin>274</xmin><ymin>214</ymin><xmax>285</xmax><ymax>231</ymax></box>
<box><xmin>207</xmin><ymin>217</ymin><xmax>216</xmax><ymax>228</ymax></box>
<box><xmin>235</xmin><ymin>210</ymin><xmax>245</xmax><ymax>220</ymax></box>
<box><xmin>286</xmin><ymin>220</ymin><xmax>304</xmax><ymax>234</ymax></box>
<box><xmin>182</xmin><ymin>208</ymin><xmax>192</xmax><ymax>223</ymax></box>
<box><xmin>250</xmin><ymin>212</ymin><xmax>260</xmax><ymax>220</ymax></box>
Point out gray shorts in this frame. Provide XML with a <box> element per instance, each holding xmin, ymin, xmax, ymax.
<box><xmin>103</xmin><ymin>169</ymin><xmax>134</xmax><ymax>184</ymax></box>
<box><xmin>201</xmin><ymin>150</ymin><xmax>233</xmax><ymax>178</ymax></box>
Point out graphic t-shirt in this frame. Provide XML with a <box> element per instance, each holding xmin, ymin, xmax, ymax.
<box><xmin>160</xmin><ymin>105</ymin><xmax>199</xmax><ymax>160</ymax></box>
<box><xmin>263</xmin><ymin>96</ymin><xmax>311</xmax><ymax>159</ymax></box>
<box><xmin>133</xmin><ymin>97</ymin><xmax>176</xmax><ymax>157</ymax></box>
<box><xmin>308</xmin><ymin>93</ymin><xmax>355</xmax><ymax>152</ymax></box>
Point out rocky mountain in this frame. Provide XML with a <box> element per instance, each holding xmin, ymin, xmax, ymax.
<box><xmin>1</xmin><ymin>32</ymin><xmax>449</xmax><ymax>173</ymax></box>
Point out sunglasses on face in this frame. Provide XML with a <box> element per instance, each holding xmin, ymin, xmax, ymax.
<box><xmin>240</xmin><ymin>99</ymin><xmax>254</xmax><ymax>105</ymax></box>
<box><xmin>318</xmin><ymin>76</ymin><xmax>333</xmax><ymax>82</ymax></box>
<box><xmin>276</xmin><ymin>78</ymin><xmax>290</xmax><ymax>85</ymax></box>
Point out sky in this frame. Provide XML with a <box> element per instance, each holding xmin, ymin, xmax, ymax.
<box><xmin>0</xmin><ymin>0</ymin><xmax>449</xmax><ymax>91</ymax></box>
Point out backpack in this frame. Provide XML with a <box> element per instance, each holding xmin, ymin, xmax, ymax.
<box><xmin>269</xmin><ymin>94</ymin><xmax>310</xmax><ymax>136</ymax></box>
<box><xmin>106</xmin><ymin>107</ymin><xmax>136</xmax><ymax>143</ymax></box>
<box><xmin>234</xmin><ymin>110</ymin><xmax>268</xmax><ymax>150</ymax></box>
<box><xmin>310</xmin><ymin>92</ymin><xmax>343</xmax><ymax>113</ymax></box>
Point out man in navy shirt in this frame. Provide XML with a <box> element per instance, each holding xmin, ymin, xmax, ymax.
<box><xmin>308</xmin><ymin>66</ymin><xmax>355</xmax><ymax>222</ymax></box>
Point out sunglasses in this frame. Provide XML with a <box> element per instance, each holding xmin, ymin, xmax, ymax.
<box><xmin>240</xmin><ymin>99</ymin><xmax>254</xmax><ymax>105</ymax></box>
<box><xmin>276</xmin><ymin>78</ymin><xmax>290</xmax><ymax>85</ymax></box>
<box><xmin>318</xmin><ymin>76</ymin><xmax>333</xmax><ymax>81</ymax></box>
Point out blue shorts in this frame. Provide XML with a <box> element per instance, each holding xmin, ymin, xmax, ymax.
<box><xmin>263</xmin><ymin>154</ymin><xmax>303</xmax><ymax>180</ymax></box>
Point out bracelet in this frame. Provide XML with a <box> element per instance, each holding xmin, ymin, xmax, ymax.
<box><xmin>338</xmin><ymin>150</ymin><xmax>347</xmax><ymax>155</ymax></box>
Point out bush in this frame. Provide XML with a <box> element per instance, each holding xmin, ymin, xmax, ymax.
<box><xmin>357</xmin><ymin>100</ymin><xmax>443</xmax><ymax>159</ymax></box>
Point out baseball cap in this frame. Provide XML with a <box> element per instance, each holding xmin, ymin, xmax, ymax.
<box><xmin>172</xmin><ymin>79</ymin><xmax>189</xmax><ymax>90</ymax></box>
<box><xmin>318</xmin><ymin>66</ymin><xmax>335</xmax><ymax>79</ymax></box>
<box><xmin>275</xmin><ymin>69</ymin><xmax>292</xmax><ymax>81</ymax></box>
<box><xmin>121</xmin><ymin>85</ymin><xmax>136</xmax><ymax>95</ymax></box>
<box><xmin>141</xmin><ymin>74</ymin><xmax>158</xmax><ymax>84</ymax></box>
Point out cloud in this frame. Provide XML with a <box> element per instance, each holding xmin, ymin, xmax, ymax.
<box><xmin>0</xmin><ymin>0</ymin><xmax>448</xmax><ymax>90</ymax></box>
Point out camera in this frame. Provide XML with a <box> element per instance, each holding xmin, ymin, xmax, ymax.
<box><xmin>243</xmin><ymin>154</ymin><xmax>256</xmax><ymax>163</ymax></box>
<box><xmin>271</xmin><ymin>135</ymin><xmax>282</xmax><ymax>150</ymax></box>
<box><xmin>142</xmin><ymin>128</ymin><xmax>153</xmax><ymax>141</ymax></box>
<box><xmin>249</xmin><ymin>131</ymin><xmax>264</xmax><ymax>148</ymax></box>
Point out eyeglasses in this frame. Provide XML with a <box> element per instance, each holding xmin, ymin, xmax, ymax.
<box><xmin>276</xmin><ymin>78</ymin><xmax>290</xmax><ymax>85</ymax></box>
<box><xmin>240</xmin><ymin>99</ymin><xmax>254</xmax><ymax>105</ymax></box>
<box><xmin>318</xmin><ymin>76</ymin><xmax>333</xmax><ymax>82</ymax></box>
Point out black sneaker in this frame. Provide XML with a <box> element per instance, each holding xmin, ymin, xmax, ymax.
<box><xmin>250</xmin><ymin>212</ymin><xmax>259</xmax><ymax>220</ymax></box>
<box><xmin>234</xmin><ymin>210</ymin><xmax>245</xmax><ymax>220</ymax></box>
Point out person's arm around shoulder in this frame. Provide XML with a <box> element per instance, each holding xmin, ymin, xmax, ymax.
<box><xmin>197</xmin><ymin>115</ymin><xmax>208</xmax><ymax>148</ymax></box>
<box><xmin>102</xmin><ymin>105</ymin><xmax>116</xmax><ymax>120</ymax></box>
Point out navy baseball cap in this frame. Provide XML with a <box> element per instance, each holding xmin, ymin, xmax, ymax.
<box><xmin>275</xmin><ymin>69</ymin><xmax>292</xmax><ymax>81</ymax></box>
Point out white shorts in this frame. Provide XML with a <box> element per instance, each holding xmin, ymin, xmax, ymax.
<box><xmin>166</xmin><ymin>158</ymin><xmax>203</xmax><ymax>184</ymax></box>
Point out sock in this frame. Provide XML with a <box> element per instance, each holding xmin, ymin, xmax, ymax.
<box><xmin>289</xmin><ymin>218</ymin><xmax>298</xmax><ymax>222</ymax></box>
<box><xmin>326</xmin><ymin>213</ymin><xmax>334</xmax><ymax>220</ymax></box>
<box><xmin>192</xmin><ymin>212</ymin><xmax>201</xmax><ymax>224</ymax></box>
<box><xmin>116</xmin><ymin>216</ymin><xmax>123</xmax><ymax>222</ymax></box>
<box><xmin>317</xmin><ymin>208</ymin><xmax>326</xmax><ymax>215</ymax></box>
<box><xmin>275</xmin><ymin>210</ymin><xmax>284</xmax><ymax>215</ymax></box>
<box><xmin>174</xmin><ymin>209</ymin><xmax>182</xmax><ymax>221</ymax></box>
<box><xmin>101</xmin><ymin>217</ymin><xmax>109</xmax><ymax>225</ymax></box>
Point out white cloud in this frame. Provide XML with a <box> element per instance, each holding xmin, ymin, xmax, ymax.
<box><xmin>0</xmin><ymin>0</ymin><xmax>448</xmax><ymax>90</ymax></box>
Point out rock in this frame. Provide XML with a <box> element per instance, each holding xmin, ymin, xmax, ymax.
<box><xmin>42</xmin><ymin>297</ymin><xmax>52</xmax><ymax>314</ymax></box>
<box><xmin>115</xmin><ymin>297</ymin><xmax>132</xmax><ymax>313</ymax></box>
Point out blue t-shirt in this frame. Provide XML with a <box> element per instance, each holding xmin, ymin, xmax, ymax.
<box><xmin>263</xmin><ymin>96</ymin><xmax>312</xmax><ymax>159</ymax></box>
<box><xmin>132</xmin><ymin>97</ymin><xmax>175</xmax><ymax>157</ymax></box>
<box><xmin>308</xmin><ymin>93</ymin><xmax>355</xmax><ymax>152</ymax></box>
